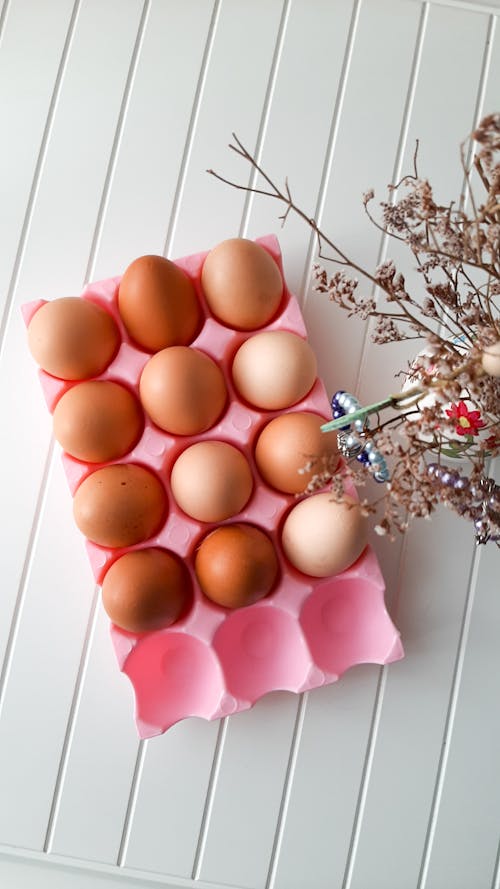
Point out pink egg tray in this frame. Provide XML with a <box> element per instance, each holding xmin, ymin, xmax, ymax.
<box><xmin>24</xmin><ymin>235</ymin><xmax>403</xmax><ymax>738</ymax></box>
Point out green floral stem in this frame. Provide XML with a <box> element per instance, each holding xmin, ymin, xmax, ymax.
<box><xmin>321</xmin><ymin>357</ymin><xmax>482</xmax><ymax>434</ymax></box>
<box><xmin>320</xmin><ymin>396</ymin><xmax>397</xmax><ymax>433</ymax></box>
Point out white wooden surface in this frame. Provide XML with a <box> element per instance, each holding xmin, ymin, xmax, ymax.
<box><xmin>0</xmin><ymin>1</ymin><xmax>499</xmax><ymax>887</ymax></box>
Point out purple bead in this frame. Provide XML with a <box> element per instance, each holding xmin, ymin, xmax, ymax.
<box><xmin>331</xmin><ymin>391</ymin><xmax>346</xmax><ymax>411</ymax></box>
<box><xmin>427</xmin><ymin>463</ymin><xmax>440</xmax><ymax>477</ymax></box>
<box><xmin>356</xmin><ymin>451</ymin><xmax>370</xmax><ymax>465</ymax></box>
<box><xmin>441</xmin><ymin>471</ymin><xmax>457</xmax><ymax>486</ymax></box>
<box><xmin>454</xmin><ymin>476</ymin><xmax>470</xmax><ymax>491</ymax></box>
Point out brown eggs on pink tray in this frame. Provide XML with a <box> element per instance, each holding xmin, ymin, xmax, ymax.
<box><xmin>24</xmin><ymin>235</ymin><xmax>403</xmax><ymax>738</ymax></box>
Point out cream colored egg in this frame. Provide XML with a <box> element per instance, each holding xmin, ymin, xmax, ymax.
<box><xmin>232</xmin><ymin>331</ymin><xmax>317</xmax><ymax>410</ymax></box>
<box><xmin>481</xmin><ymin>341</ymin><xmax>500</xmax><ymax>378</ymax></box>
<box><xmin>281</xmin><ymin>492</ymin><xmax>367</xmax><ymax>577</ymax></box>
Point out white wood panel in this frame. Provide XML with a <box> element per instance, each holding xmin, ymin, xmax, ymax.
<box><xmin>358</xmin><ymin>3</ymin><xmax>490</xmax><ymax>410</ymax></box>
<box><xmin>0</xmin><ymin>847</ymin><xmax>236</xmax><ymax>889</ymax></box>
<box><xmin>197</xmin><ymin>694</ymin><xmax>299</xmax><ymax>889</ymax></box>
<box><xmin>271</xmin><ymin>668</ymin><xmax>383</xmax><ymax>889</ymax></box>
<box><xmin>0</xmin><ymin>455</ymin><xmax>95</xmax><ymax>849</ymax></box>
<box><xmin>121</xmin><ymin>720</ymin><xmax>220</xmax><ymax>877</ymax></box>
<box><xmin>0</xmin><ymin>0</ymin><xmax>74</xmax><ymax>319</ymax></box>
<box><xmin>243</xmin><ymin>0</ymin><xmax>355</xmax><ymax>300</ymax></box>
<box><xmin>0</xmin><ymin>0</ymin><xmax>145</xmax><ymax>853</ymax></box>
<box><xmin>0</xmin><ymin>0</ymin><xmax>76</xmax><ymax>697</ymax></box>
<box><xmin>167</xmin><ymin>0</ymin><xmax>286</xmax><ymax>258</ymax></box>
<box><xmin>345</xmin><ymin>6</ymin><xmax>494</xmax><ymax>888</ymax></box>
<box><xmin>422</xmin><ymin>496</ymin><xmax>500</xmax><ymax>889</ymax></box>
<box><xmin>302</xmin><ymin>0</ymin><xmax>424</xmax><ymax>398</ymax></box>
<box><xmin>418</xmin><ymin>24</ymin><xmax>500</xmax><ymax>886</ymax></box>
<box><xmin>90</xmin><ymin>0</ymin><xmax>216</xmax><ymax>278</ymax></box>
<box><xmin>346</xmin><ymin>514</ymin><xmax>477</xmax><ymax>889</ymax></box>
<box><xmin>47</xmin><ymin>599</ymin><xmax>144</xmax><ymax>863</ymax></box>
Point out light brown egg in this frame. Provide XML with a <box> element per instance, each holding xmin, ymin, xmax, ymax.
<box><xmin>118</xmin><ymin>254</ymin><xmax>202</xmax><ymax>351</ymax></box>
<box><xmin>28</xmin><ymin>297</ymin><xmax>119</xmax><ymax>380</ymax></box>
<box><xmin>281</xmin><ymin>493</ymin><xmax>367</xmax><ymax>577</ymax></box>
<box><xmin>73</xmin><ymin>463</ymin><xmax>167</xmax><ymax>548</ymax></box>
<box><xmin>53</xmin><ymin>381</ymin><xmax>143</xmax><ymax>463</ymax></box>
<box><xmin>201</xmin><ymin>238</ymin><xmax>283</xmax><ymax>330</ymax></box>
<box><xmin>139</xmin><ymin>346</ymin><xmax>227</xmax><ymax>436</ymax></box>
<box><xmin>255</xmin><ymin>412</ymin><xmax>340</xmax><ymax>494</ymax></box>
<box><xmin>232</xmin><ymin>331</ymin><xmax>317</xmax><ymax>410</ymax></box>
<box><xmin>102</xmin><ymin>548</ymin><xmax>191</xmax><ymax>633</ymax></box>
<box><xmin>195</xmin><ymin>523</ymin><xmax>279</xmax><ymax>608</ymax></box>
<box><xmin>170</xmin><ymin>440</ymin><xmax>253</xmax><ymax>522</ymax></box>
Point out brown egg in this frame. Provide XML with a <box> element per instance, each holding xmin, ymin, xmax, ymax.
<box><xmin>73</xmin><ymin>463</ymin><xmax>167</xmax><ymax>548</ymax></box>
<box><xmin>139</xmin><ymin>346</ymin><xmax>227</xmax><ymax>435</ymax></box>
<box><xmin>281</xmin><ymin>493</ymin><xmax>367</xmax><ymax>577</ymax></box>
<box><xmin>232</xmin><ymin>331</ymin><xmax>317</xmax><ymax>410</ymax></box>
<box><xmin>255</xmin><ymin>412</ymin><xmax>340</xmax><ymax>494</ymax></box>
<box><xmin>118</xmin><ymin>254</ymin><xmax>202</xmax><ymax>351</ymax></box>
<box><xmin>201</xmin><ymin>238</ymin><xmax>283</xmax><ymax>330</ymax></box>
<box><xmin>28</xmin><ymin>297</ymin><xmax>119</xmax><ymax>380</ymax></box>
<box><xmin>53</xmin><ymin>381</ymin><xmax>143</xmax><ymax>463</ymax></box>
<box><xmin>170</xmin><ymin>440</ymin><xmax>253</xmax><ymax>522</ymax></box>
<box><xmin>195</xmin><ymin>523</ymin><xmax>279</xmax><ymax>608</ymax></box>
<box><xmin>102</xmin><ymin>548</ymin><xmax>191</xmax><ymax>633</ymax></box>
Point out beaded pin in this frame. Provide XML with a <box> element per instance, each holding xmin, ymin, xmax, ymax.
<box><xmin>330</xmin><ymin>391</ymin><xmax>390</xmax><ymax>484</ymax></box>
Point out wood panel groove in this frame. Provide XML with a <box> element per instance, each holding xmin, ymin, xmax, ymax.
<box><xmin>0</xmin><ymin>440</ymin><xmax>55</xmax><ymax>722</ymax></box>
<box><xmin>83</xmin><ymin>0</ymin><xmax>152</xmax><ymax>286</ymax></box>
<box><xmin>492</xmin><ymin>833</ymin><xmax>500</xmax><ymax>889</ymax></box>
<box><xmin>264</xmin><ymin>692</ymin><xmax>308</xmax><ymax>889</ymax></box>
<box><xmin>0</xmin><ymin>844</ymin><xmax>245</xmax><ymax>889</ymax></box>
<box><xmin>0</xmin><ymin>0</ymin><xmax>80</xmax><ymax>360</ymax></box>
<box><xmin>300</xmin><ymin>0</ymin><xmax>362</xmax><ymax>307</ymax></box>
<box><xmin>116</xmin><ymin>738</ymin><xmax>148</xmax><ymax>867</ymax></box>
<box><xmin>428</xmin><ymin>0</ymin><xmax>500</xmax><ymax>13</ymax></box>
<box><xmin>191</xmin><ymin>717</ymin><xmax>228</xmax><ymax>880</ymax></box>
<box><xmin>0</xmin><ymin>0</ymin><xmax>10</xmax><ymax>49</ymax></box>
<box><xmin>354</xmin><ymin>0</ymin><xmax>429</xmax><ymax>397</ymax></box>
<box><xmin>161</xmin><ymin>0</ymin><xmax>220</xmax><ymax>257</ymax></box>
<box><xmin>43</xmin><ymin>588</ymin><xmax>101</xmax><ymax>854</ymax></box>
<box><xmin>239</xmin><ymin>0</ymin><xmax>291</xmax><ymax>239</ymax></box>
<box><xmin>416</xmin><ymin>546</ymin><xmax>481</xmax><ymax>888</ymax></box>
<box><xmin>341</xmin><ymin>666</ymin><xmax>388</xmax><ymax>889</ymax></box>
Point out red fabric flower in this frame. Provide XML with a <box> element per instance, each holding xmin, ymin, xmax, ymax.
<box><xmin>445</xmin><ymin>400</ymin><xmax>486</xmax><ymax>436</ymax></box>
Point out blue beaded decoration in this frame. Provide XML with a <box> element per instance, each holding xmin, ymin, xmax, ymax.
<box><xmin>330</xmin><ymin>391</ymin><xmax>351</xmax><ymax>431</ymax></box>
<box><xmin>331</xmin><ymin>390</ymin><xmax>390</xmax><ymax>483</ymax></box>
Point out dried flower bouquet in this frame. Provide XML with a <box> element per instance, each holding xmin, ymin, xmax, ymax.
<box><xmin>209</xmin><ymin>115</ymin><xmax>500</xmax><ymax>545</ymax></box>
